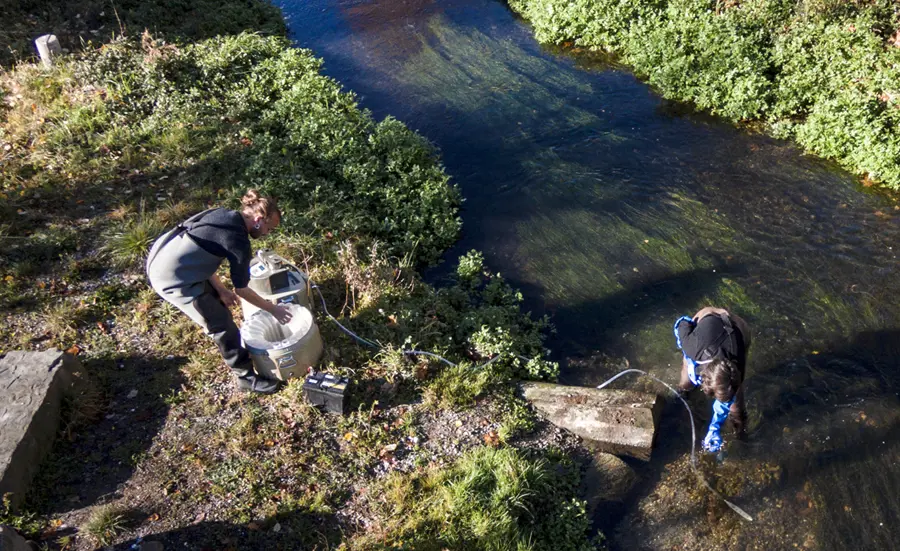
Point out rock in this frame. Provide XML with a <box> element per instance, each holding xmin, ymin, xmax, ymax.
<box><xmin>520</xmin><ymin>382</ymin><xmax>662</xmax><ymax>460</ymax></box>
<box><xmin>0</xmin><ymin>525</ymin><xmax>38</xmax><ymax>550</ymax></box>
<box><xmin>581</xmin><ymin>452</ymin><xmax>637</xmax><ymax>515</ymax></box>
<box><xmin>0</xmin><ymin>350</ymin><xmax>76</xmax><ymax>508</ymax></box>
<box><xmin>140</xmin><ymin>542</ymin><xmax>164</xmax><ymax>551</ymax></box>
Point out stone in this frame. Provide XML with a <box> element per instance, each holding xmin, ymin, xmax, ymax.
<box><xmin>520</xmin><ymin>382</ymin><xmax>662</xmax><ymax>460</ymax></box>
<box><xmin>0</xmin><ymin>525</ymin><xmax>38</xmax><ymax>551</ymax></box>
<box><xmin>34</xmin><ymin>35</ymin><xmax>61</xmax><ymax>68</ymax></box>
<box><xmin>581</xmin><ymin>452</ymin><xmax>637</xmax><ymax>515</ymax></box>
<box><xmin>0</xmin><ymin>350</ymin><xmax>75</xmax><ymax>508</ymax></box>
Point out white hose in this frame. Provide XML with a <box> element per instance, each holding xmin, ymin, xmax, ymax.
<box><xmin>597</xmin><ymin>368</ymin><xmax>754</xmax><ymax>522</ymax></box>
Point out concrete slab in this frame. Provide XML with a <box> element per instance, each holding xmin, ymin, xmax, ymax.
<box><xmin>0</xmin><ymin>350</ymin><xmax>75</xmax><ymax>508</ymax></box>
<box><xmin>520</xmin><ymin>382</ymin><xmax>662</xmax><ymax>460</ymax></box>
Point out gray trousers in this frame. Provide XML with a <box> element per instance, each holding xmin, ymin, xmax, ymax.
<box><xmin>147</xmin><ymin>229</ymin><xmax>253</xmax><ymax>376</ymax></box>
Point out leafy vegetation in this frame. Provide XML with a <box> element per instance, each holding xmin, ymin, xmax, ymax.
<box><xmin>508</xmin><ymin>0</ymin><xmax>900</xmax><ymax>189</ymax></box>
<box><xmin>2</xmin><ymin>32</ymin><xmax>461</xmax><ymax>266</ymax></box>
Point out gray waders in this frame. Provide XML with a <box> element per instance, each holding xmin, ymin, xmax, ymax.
<box><xmin>146</xmin><ymin>210</ymin><xmax>253</xmax><ymax>378</ymax></box>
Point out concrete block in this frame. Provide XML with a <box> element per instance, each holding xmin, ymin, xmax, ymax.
<box><xmin>520</xmin><ymin>382</ymin><xmax>662</xmax><ymax>460</ymax></box>
<box><xmin>34</xmin><ymin>35</ymin><xmax>61</xmax><ymax>68</ymax></box>
<box><xmin>0</xmin><ymin>350</ymin><xmax>75</xmax><ymax>508</ymax></box>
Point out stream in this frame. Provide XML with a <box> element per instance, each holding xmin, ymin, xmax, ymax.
<box><xmin>279</xmin><ymin>0</ymin><xmax>900</xmax><ymax>548</ymax></box>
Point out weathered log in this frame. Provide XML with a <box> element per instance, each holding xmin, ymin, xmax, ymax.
<box><xmin>520</xmin><ymin>382</ymin><xmax>662</xmax><ymax>460</ymax></box>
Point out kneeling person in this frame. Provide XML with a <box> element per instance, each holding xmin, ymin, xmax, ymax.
<box><xmin>673</xmin><ymin>306</ymin><xmax>751</xmax><ymax>452</ymax></box>
<box><xmin>146</xmin><ymin>189</ymin><xmax>292</xmax><ymax>394</ymax></box>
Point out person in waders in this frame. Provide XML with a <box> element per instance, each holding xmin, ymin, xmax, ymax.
<box><xmin>146</xmin><ymin>189</ymin><xmax>292</xmax><ymax>394</ymax></box>
<box><xmin>673</xmin><ymin>306</ymin><xmax>751</xmax><ymax>452</ymax></box>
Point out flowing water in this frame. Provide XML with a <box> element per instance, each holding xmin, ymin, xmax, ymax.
<box><xmin>279</xmin><ymin>0</ymin><xmax>900</xmax><ymax>548</ymax></box>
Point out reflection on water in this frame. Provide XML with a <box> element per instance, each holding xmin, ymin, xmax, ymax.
<box><xmin>279</xmin><ymin>0</ymin><xmax>900</xmax><ymax>548</ymax></box>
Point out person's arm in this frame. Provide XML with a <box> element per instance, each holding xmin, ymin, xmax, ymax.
<box><xmin>673</xmin><ymin>315</ymin><xmax>695</xmax><ymax>352</ymax></box>
<box><xmin>209</xmin><ymin>274</ymin><xmax>238</xmax><ymax>307</ymax></box>
<box><xmin>234</xmin><ymin>286</ymin><xmax>293</xmax><ymax>324</ymax></box>
<box><xmin>703</xmin><ymin>398</ymin><xmax>733</xmax><ymax>452</ymax></box>
<box><xmin>692</xmin><ymin>306</ymin><xmax>729</xmax><ymax>323</ymax></box>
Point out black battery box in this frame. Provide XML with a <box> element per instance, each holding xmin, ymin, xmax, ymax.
<box><xmin>302</xmin><ymin>372</ymin><xmax>350</xmax><ymax>414</ymax></box>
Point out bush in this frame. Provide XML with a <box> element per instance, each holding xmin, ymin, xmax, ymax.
<box><xmin>350</xmin><ymin>250</ymin><xmax>559</xmax><ymax>396</ymax></box>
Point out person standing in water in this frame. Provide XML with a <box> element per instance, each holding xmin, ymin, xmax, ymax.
<box><xmin>673</xmin><ymin>306</ymin><xmax>751</xmax><ymax>452</ymax></box>
<box><xmin>146</xmin><ymin>189</ymin><xmax>292</xmax><ymax>394</ymax></box>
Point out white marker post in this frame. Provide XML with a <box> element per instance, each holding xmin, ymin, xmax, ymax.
<box><xmin>34</xmin><ymin>34</ymin><xmax>61</xmax><ymax>67</ymax></box>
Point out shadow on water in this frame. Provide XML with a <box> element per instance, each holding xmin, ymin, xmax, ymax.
<box><xmin>539</xmin><ymin>262</ymin><xmax>745</xmax><ymax>367</ymax></box>
<box><xmin>743</xmin><ymin>329</ymin><xmax>900</xmax><ymax>550</ymax></box>
<box><xmin>604</xmin><ymin>329</ymin><xmax>900</xmax><ymax>551</ymax></box>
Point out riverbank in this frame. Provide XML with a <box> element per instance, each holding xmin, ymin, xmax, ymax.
<box><xmin>507</xmin><ymin>0</ymin><xmax>900</xmax><ymax>191</ymax></box>
<box><xmin>0</xmin><ymin>3</ymin><xmax>605</xmax><ymax>550</ymax></box>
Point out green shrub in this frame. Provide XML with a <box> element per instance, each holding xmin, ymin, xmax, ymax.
<box><xmin>353</xmin><ymin>447</ymin><xmax>597</xmax><ymax>550</ymax></box>
<box><xmin>58</xmin><ymin>34</ymin><xmax>461</xmax><ymax>264</ymax></box>
<box><xmin>351</xmin><ymin>251</ymin><xmax>559</xmax><ymax>389</ymax></box>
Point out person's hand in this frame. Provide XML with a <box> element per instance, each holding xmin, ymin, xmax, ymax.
<box><xmin>220</xmin><ymin>290</ymin><xmax>239</xmax><ymax>307</ymax></box>
<box><xmin>270</xmin><ymin>303</ymin><xmax>293</xmax><ymax>325</ymax></box>
<box><xmin>703</xmin><ymin>430</ymin><xmax>723</xmax><ymax>453</ymax></box>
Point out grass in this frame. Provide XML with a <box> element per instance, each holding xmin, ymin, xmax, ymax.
<box><xmin>103</xmin><ymin>209</ymin><xmax>165</xmax><ymax>269</ymax></box>
<box><xmin>351</xmin><ymin>446</ymin><xmax>596</xmax><ymax>550</ymax></box>
<box><xmin>82</xmin><ymin>504</ymin><xmax>126</xmax><ymax>546</ymax></box>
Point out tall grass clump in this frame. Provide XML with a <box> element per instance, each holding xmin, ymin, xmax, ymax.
<box><xmin>82</xmin><ymin>503</ymin><xmax>126</xmax><ymax>546</ymax></box>
<box><xmin>508</xmin><ymin>0</ymin><xmax>900</xmax><ymax>190</ymax></box>
<box><xmin>104</xmin><ymin>207</ymin><xmax>165</xmax><ymax>269</ymax></box>
<box><xmin>353</xmin><ymin>446</ymin><xmax>598</xmax><ymax>550</ymax></box>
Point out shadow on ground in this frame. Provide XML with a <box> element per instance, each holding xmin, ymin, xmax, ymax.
<box><xmin>24</xmin><ymin>354</ymin><xmax>187</xmax><ymax>515</ymax></box>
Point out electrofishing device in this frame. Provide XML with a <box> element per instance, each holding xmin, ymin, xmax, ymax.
<box><xmin>242</xmin><ymin>249</ymin><xmax>311</xmax><ymax>319</ymax></box>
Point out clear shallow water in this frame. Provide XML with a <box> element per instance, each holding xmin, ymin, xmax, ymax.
<box><xmin>279</xmin><ymin>0</ymin><xmax>900</xmax><ymax>548</ymax></box>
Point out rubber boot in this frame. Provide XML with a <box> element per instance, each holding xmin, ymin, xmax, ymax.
<box><xmin>232</xmin><ymin>365</ymin><xmax>281</xmax><ymax>395</ymax></box>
